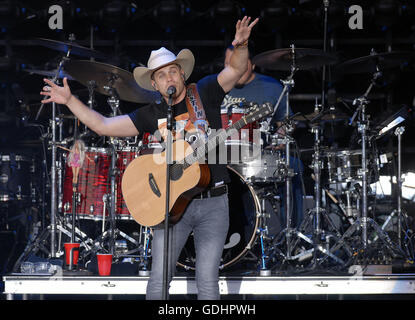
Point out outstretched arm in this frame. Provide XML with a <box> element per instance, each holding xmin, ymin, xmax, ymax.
<box><xmin>217</xmin><ymin>16</ymin><xmax>259</xmax><ymax>93</ymax></box>
<box><xmin>40</xmin><ymin>77</ymin><xmax>139</xmax><ymax>137</ymax></box>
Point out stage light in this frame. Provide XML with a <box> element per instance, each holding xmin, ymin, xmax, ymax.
<box><xmin>153</xmin><ymin>0</ymin><xmax>184</xmax><ymax>30</ymax></box>
<box><xmin>210</xmin><ymin>0</ymin><xmax>242</xmax><ymax>32</ymax></box>
<box><xmin>372</xmin><ymin>0</ymin><xmax>400</xmax><ymax>27</ymax></box>
<box><xmin>0</xmin><ymin>0</ymin><xmax>20</xmax><ymax>29</ymax></box>
<box><xmin>97</xmin><ymin>0</ymin><xmax>133</xmax><ymax>29</ymax></box>
<box><xmin>260</xmin><ymin>0</ymin><xmax>292</xmax><ymax>31</ymax></box>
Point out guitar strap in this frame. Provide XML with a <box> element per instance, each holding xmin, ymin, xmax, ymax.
<box><xmin>185</xmin><ymin>83</ymin><xmax>208</xmax><ymax>136</ymax></box>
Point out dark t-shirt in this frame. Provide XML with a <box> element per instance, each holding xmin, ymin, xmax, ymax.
<box><xmin>221</xmin><ymin>73</ymin><xmax>291</xmax><ymax>123</ymax></box>
<box><xmin>128</xmin><ymin>74</ymin><xmax>230</xmax><ymax>186</ymax></box>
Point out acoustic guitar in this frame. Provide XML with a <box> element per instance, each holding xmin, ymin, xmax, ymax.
<box><xmin>121</xmin><ymin>103</ymin><xmax>273</xmax><ymax>227</ymax></box>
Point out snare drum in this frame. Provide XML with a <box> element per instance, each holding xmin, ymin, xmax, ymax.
<box><xmin>62</xmin><ymin>148</ymin><xmax>111</xmax><ymax>220</ymax></box>
<box><xmin>229</xmin><ymin>149</ymin><xmax>287</xmax><ymax>184</ymax></box>
<box><xmin>322</xmin><ymin>149</ymin><xmax>378</xmax><ymax>185</ymax></box>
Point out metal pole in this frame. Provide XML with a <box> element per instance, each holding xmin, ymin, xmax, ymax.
<box><xmin>360</xmin><ymin>105</ymin><xmax>368</xmax><ymax>248</ymax></box>
<box><xmin>395</xmin><ymin>126</ymin><xmax>405</xmax><ymax>248</ymax></box>
<box><xmin>50</xmin><ymin>102</ymin><xmax>57</xmax><ymax>257</ymax></box>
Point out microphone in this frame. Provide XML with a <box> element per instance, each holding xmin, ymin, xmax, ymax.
<box><xmin>167</xmin><ymin>86</ymin><xmax>176</xmax><ymax>96</ymax></box>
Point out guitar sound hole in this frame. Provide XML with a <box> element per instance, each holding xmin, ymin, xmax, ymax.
<box><xmin>170</xmin><ymin>162</ymin><xmax>184</xmax><ymax>181</ymax></box>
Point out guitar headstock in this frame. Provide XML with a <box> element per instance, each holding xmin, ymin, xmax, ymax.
<box><xmin>245</xmin><ymin>102</ymin><xmax>273</xmax><ymax>123</ymax></box>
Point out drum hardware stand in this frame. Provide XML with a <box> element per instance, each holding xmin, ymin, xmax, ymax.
<box><xmin>265</xmin><ymin>44</ymin><xmax>299</xmax><ymax>262</ymax></box>
<box><xmin>12</xmin><ymin>102</ymin><xmax>72</xmax><ymax>270</ymax></box>
<box><xmin>84</xmin><ymin>80</ymin><xmax>97</xmax><ymax>134</ymax></box>
<box><xmin>292</xmin><ymin>122</ymin><xmax>348</xmax><ymax>269</ymax></box>
<box><xmin>104</xmin><ymin>84</ymin><xmax>121</xmax><ymax>256</ymax></box>
<box><xmin>265</xmin><ymin>44</ymin><xmax>315</xmax><ymax>265</ymax></box>
<box><xmin>329</xmin><ymin>71</ymin><xmax>405</xmax><ymax>263</ymax></box>
<box><xmin>256</xmin><ymin>192</ymin><xmax>274</xmax><ymax>276</ymax></box>
<box><xmin>138</xmin><ymin>227</ymin><xmax>152</xmax><ymax>276</ymax></box>
<box><xmin>67</xmin><ymin>186</ymin><xmax>78</xmax><ymax>271</ymax></box>
<box><xmin>374</xmin><ymin>126</ymin><xmax>414</xmax><ymax>260</ymax></box>
<box><xmin>12</xmin><ymin>212</ymin><xmax>93</xmax><ymax>272</ymax></box>
<box><xmin>32</xmin><ymin>34</ymin><xmax>77</xmax><ymax>259</ymax></box>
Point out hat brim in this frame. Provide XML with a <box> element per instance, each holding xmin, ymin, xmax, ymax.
<box><xmin>133</xmin><ymin>49</ymin><xmax>195</xmax><ymax>92</ymax></box>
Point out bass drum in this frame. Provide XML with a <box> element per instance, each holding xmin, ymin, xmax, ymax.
<box><xmin>177</xmin><ymin>166</ymin><xmax>261</xmax><ymax>270</ymax></box>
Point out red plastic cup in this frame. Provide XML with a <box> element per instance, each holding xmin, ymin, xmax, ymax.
<box><xmin>64</xmin><ymin>243</ymin><xmax>80</xmax><ymax>265</ymax></box>
<box><xmin>97</xmin><ymin>254</ymin><xmax>112</xmax><ymax>276</ymax></box>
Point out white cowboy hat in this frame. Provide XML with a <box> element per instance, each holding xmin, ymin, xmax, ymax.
<box><xmin>133</xmin><ymin>47</ymin><xmax>195</xmax><ymax>91</ymax></box>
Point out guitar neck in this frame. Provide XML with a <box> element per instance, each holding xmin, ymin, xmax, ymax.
<box><xmin>182</xmin><ymin>116</ymin><xmax>249</xmax><ymax>169</ymax></box>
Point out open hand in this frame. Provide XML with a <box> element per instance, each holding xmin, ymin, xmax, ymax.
<box><xmin>232</xmin><ymin>16</ymin><xmax>259</xmax><ymax>47</ymax></box>
<box><xmin>40</xmin><ymin>77</ymin><xmax>72</xmax><ymax>105</ymax></box>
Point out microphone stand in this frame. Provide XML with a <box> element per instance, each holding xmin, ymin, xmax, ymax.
<box><xmin>162</xmin><ymin>87</ymin><xmax>175</xmax><ymax>300</ymax></box>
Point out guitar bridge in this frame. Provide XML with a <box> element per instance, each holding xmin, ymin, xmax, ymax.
<box><xmin>149</xmin><ymin>173</ymin><xmax>161</xmax><ymax>198</ymax></box>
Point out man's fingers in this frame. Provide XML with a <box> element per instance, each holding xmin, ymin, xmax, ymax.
<box><xmin>249</xmin><ymin>17</ymin><xmax>259</xmax><ymax>28</ymax></box>
<box><xmin>43</xmin><ymin>78</ymin><xmax>53</xmax><ymax>85</ymax></box>
<box><xmin>41</xmin><ymin>98</ymin><xmax>52</xmax><ymax>104</ymax></box>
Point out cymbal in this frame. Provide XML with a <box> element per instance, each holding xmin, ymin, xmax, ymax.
<box><xmin>335</xmin><ymin>51</ymin><xmax>415</xmax><ymax>75</ymax></box>
<box><xmin>252</xmin><ymin>48</ymin><xmax>338</xmax><ymax>71</ymax></box>
<box><xmin>32</xmin><ymin>38</ymin><xmax>108</xmax><ymax>60</ymax></box>
<box><xmin>23</xmin><ymin>68</ymin><xmax>74</xmax><ymax>80</ymax></box>
<box><xmin>64</xmin><ymin>60</ymin><xmax>160</xmax><ymax>104</ymax></box>
<box><xmin>293</xmin><ymin>110</ymin><xmax>349</xmax><ymax>122</ymax></box>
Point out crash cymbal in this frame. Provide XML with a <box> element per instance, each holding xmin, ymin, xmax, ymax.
<box><xmin>293</xmin><ymin>110</ymin><xmax>349</xmax><ymax>122</ymax></box>
<box><xmin>31</xmin><ymin>38</ymin><xmax>109</xmax><ymax>60</ymax></box>
<box><xmin>64</xmin><ymin>60</ymin><xmax>160</xmax><ymax>104</ymax></box>
<box><xmin>23</xmin><ymin>68</ymin><xmax>74</xmax><ymax>80</ymax></box>
<box><xmin>335</xmin><ymin>51</ymin><xmax>415</xmax><ymax>75</ymax></box>
<box><xmin>252</xmin><ymin>48</ymin><xmax>338</xmax><ymax>71</ymax></box>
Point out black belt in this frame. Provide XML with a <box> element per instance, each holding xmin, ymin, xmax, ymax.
<box><xmin>195</xmin><ymin>184</ymin><xmax>228</xmax><ymax>199</ymax></box>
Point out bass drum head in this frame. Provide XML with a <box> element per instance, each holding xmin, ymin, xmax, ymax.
<box><xmin>177</xmin><ymin>166</ymin><xmax>260</xmax><ymax>271</ymax></box>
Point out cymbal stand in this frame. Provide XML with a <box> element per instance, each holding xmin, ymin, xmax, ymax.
<box><xmin>83</xmin><ymin>80</ymin><xmax>97</xmax><ymax>134</ymax></box>
<box><xmin>328</xmin><ymin>71</ymin><xmax>404</xmax><ymax>263</ymax></box>
<box><xmin>375</xmin><ymin>127</ymin><xmax>414</xmax><ymax>260</ymax></box>
<box><xmin>268</xmin><ymin>44</ymin><xmax>311</xmax><ymax>263</ymax></box>
<box><xmin>38</xmin><ymin>34</ymin><xmax>75</xmax><ymax>258</ymax></box>
<box><xmin>98</xmin><ymin>84</ymin><xmax>143</xmax><ymax>260</ymax></box>
<box><xmin>279</xmin><ymin>45</ymin><xmax>297</xmax><ymax>260</ymax></box>
<box><xmin>294</xmin><ymin>122</ymin><xmax>347</xmax><ymax>268</ymax></box>
<box><xmin>105</xmin><ymin>85</ymin><xmax>119</xmax><ymax>255</ymax></box>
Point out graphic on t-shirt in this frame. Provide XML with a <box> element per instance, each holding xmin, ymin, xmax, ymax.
<box><xmin>220</xmin><ymin>94</ymin><xmax>246</xmax><ymax>110</ymax></box>
<box><xmin>156</xmin><ymin>112</ymin><xmax>210</xmax><ymax>145</ymax></box>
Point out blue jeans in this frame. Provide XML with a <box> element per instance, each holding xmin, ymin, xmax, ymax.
<box><xmin>146</xmin><ymin>194</ymin><xmax>229</xmax><ymax>300</ymax></box>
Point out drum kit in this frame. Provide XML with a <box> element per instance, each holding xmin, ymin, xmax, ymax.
<box><xmin>7</xmin><ymin>33</ymin><xmax>415</xmax><ymax>276</ymax></box>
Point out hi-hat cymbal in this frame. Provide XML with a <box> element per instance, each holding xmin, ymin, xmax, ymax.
<box><xmin>252</xmin><ymin>48</ymin><xmax>338</xmax><ymax>71</ymax></box>
<box><xmin>335</xmin><ymin>51</ymin><xmax>415</xmax><ymax>75</ymax></box>
<box><xmin>31</xmin><ymin>38</ymin><xmax>108</xmax><ymax>60</ymax></box>
<box><xmin>64</xmin><ymin>60</ymin><xmax>160</xmax><ymax>104</ymax></box>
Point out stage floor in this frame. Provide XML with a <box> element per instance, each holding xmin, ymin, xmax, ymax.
<box><xmin>3</xmin><ymin>272</ymin><xmax>415</xmax><ymax>300</ymax></box>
